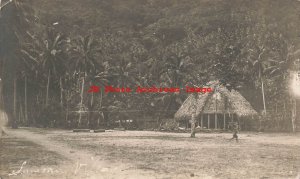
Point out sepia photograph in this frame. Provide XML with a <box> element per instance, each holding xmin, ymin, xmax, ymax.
<box><xmin>0</xmin><ymin>0</ymin><xmax>300</xmax><ymax>178</ymax></box>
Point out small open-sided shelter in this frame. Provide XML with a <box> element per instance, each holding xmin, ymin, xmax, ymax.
<box><xmin>174</xmin><ymin>81</ymin><xmax>258</xmax><ymax>130</ymax></box>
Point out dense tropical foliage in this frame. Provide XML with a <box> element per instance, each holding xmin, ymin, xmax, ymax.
<box><xmin>0</xmin><ymin>0</ymin><xmax>300</xmax><ymax>131</ymax></box>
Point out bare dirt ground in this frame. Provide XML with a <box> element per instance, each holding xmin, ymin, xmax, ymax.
<box><xmin>1</xmin><ymin>128</ymin><xmax>300</xmax><ymax>179</ymax></box>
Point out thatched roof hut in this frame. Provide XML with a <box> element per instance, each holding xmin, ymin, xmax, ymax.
<box><xmin>174</xmin><ymin>81</ymin><xmax>257</xmax><ymax>130</ymax></box>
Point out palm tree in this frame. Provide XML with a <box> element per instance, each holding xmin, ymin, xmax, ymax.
<box><xmin>0</xmin><ymin>0</ymin><xmax>33</xmax><ymax>127</ymax></box>
<box><xmin>265</xmin><ymin>46</ymin><xmax>300</xmax><ymax>132</ymax></box>
<box><xmin>62</xmin><ymin>71</ymin><xmax>80</xmax><ymax>127</ymax></box>
<box><xmin>90</xmin><ymin>67</ymin><xmax>116</xmax><ymax>129</ymax></box>
<box><xmin>21</xmin><ymin>28</ymin><xmax>68</xmax><ymax>105</ymax></box>
<box><xmin>20</xmin><ymin>33</ymin><xmax>46</xmax><ymax>124</ymax></box>
<box><xmin>69</xmin><ymin>34</ymin><xmax>101</xmax><ymax>127</ymax></box>
<box><xmin>41</xmin><ymin>29</ymin><xmax>67</xmax><ymax>107</ymax></box>
<box><xmin>93</xmin><ymin>67</ymin><xmax>110</xmax><ymax>124</ymax></box>
<box><xmin>248</xmin><ymin>46</ymin><xmax>269</xmax><ymax>115</ymax></box>
<box><xmin>159</xmin><ymin>45</ymin><xmax>194</xmax><ymax>113</ymax></box>
<box><xmin>110</xmin><ymin>58</ymin><xmax>138</xmax><ymax>87</ymax></box>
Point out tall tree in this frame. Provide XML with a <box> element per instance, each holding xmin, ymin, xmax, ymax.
<box><xmin>0</xmin><ymin>0</ymin><xmax>33</xmax><ymax>127</ymax></box>
<box><xmin>69</xmin><ymin>34</ymin><xmax>101</xmax><ymax>127</ymax></box>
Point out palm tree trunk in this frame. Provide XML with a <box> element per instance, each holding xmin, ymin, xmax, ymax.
<box><xmin>18</xmin><ymin>103</ymin><xmax>21</xmax><ymax>124</ymax></box>
<box><xmin>13</xmin><ymin>77</ymin><xmax>17</xmax><ymax>118</ymax></box>
<box><xmin>291</xmin><ymin>98</ymin><xmax>297</xmax><ymax>132</ymax></box>
<box><xmin>90</xmin><ymin>82</ymin><xmax>94</xmax><ymax>107</ymax></box>
<box><xmin>89</xmin><ymin>85</ymin><xmax>94</xmax><ymax>127</ymax></box>
<box><xmin>65</xmin><ymin>91</ymin><xmax>69</xmax><ymax>128</ymax></box>
<box><xmin>261</xmin><ymin>79</ymin><xmax>266</xmax><ymax>114</ymax></box>
<box><xmin>24</xmin><ymin>75</ymin><xmax>28</xmax><ymax>124</ymax></box>
<box><xmin>13</xmin><ymin>77</ymin><xmax>17</xmax><ymax>128</ymax></box>
<box><xmin>91</xmin><ymin>93</ymin><xmax>94</xmax><ymax>107</ymax></box>
<box><xmin>60</xmin><ymin>77</ymin><xmax>63</xmax><ymax>107</ymax></box>
<box><xmin>19</xmin><ymin>102</ymin><xmax>25</xmax><ymax>124</ymax></box>
<box><xmin>97</xmin><ymin>89</ymin><xmax>103</xmax><ymax>127</ymax></box>
<box><xmin>46</xmin><ymin>69</ymin><xmax>50</xmax><ymax>107</ymax></box>
<box><xmin>0</xmin><ymin>77</ymin><xmax>3</xmax><ymax>111</ymax></box>
<box><xmin>78</xmin><ymin>77</ymin><xmax>85</xmax><ymax>127</ymax></box>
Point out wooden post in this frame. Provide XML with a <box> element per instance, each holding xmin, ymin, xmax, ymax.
<box><xmin>223</xmin><ymin>113</ymin><xmax>226</xmax><ymax>130</ymax></box>
<box><xmin>208</xmin><ymin>114</ymin><xmax>210</xmax><ymax>129</ymax></box>
<box><xmin>201</xmin><ymin>114</ymin><xmax>203</xmax><ymax>129</ymax></box>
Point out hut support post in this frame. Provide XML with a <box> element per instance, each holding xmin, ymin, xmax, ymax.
<box><xmin>215</xmin><ymin>113</ymin><xmax>218</xmax><ymax>129</ymax></box>
<box><xmin>223</xmin><ymin>113</ymin><xmax>226</xmax><ymax>130</ymax></box>
<box><xmin>208</xmin><ymin>114</ymin><xmax>210</xmax><ymax>129</ymax></box>
<box><xmin>201</xmin><ymin>114</ymin><xmax>203</xmax><ymax>129</ymax></box>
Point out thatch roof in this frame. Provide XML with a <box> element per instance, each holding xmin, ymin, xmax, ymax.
<box><xmin>174</xmin><ymin>81</ymin><xmax>257</xmax><ymax>120</ymax></box>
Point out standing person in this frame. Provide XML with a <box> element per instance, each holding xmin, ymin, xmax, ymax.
<box><xmin>230</xmin><ymin>122</ymin><xmax>239</xmax><ymax>142</ymax></box>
